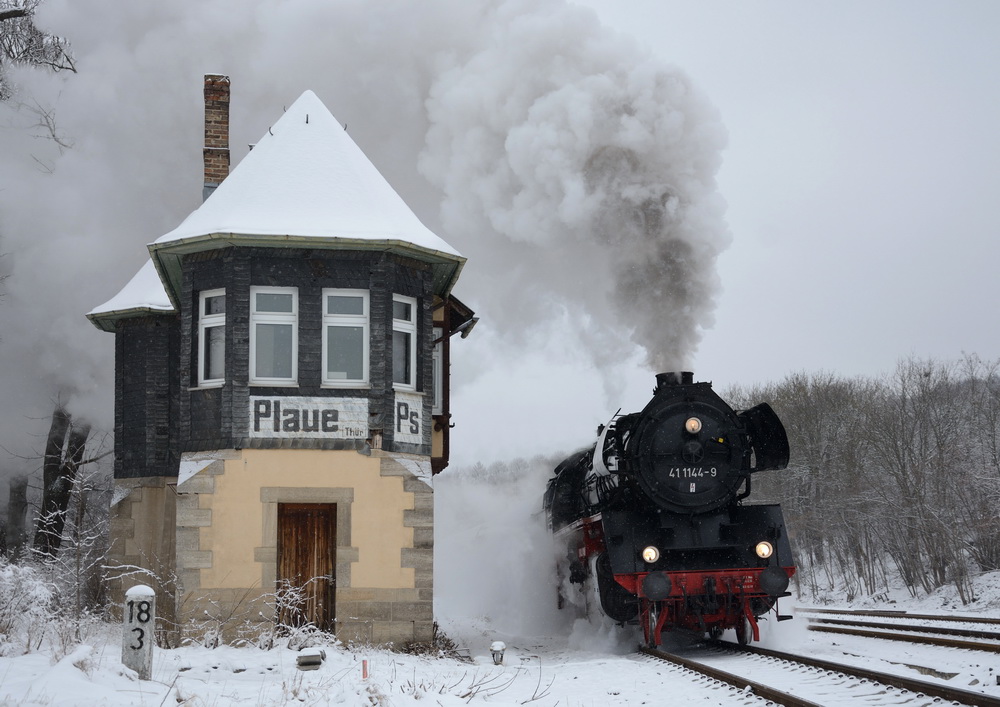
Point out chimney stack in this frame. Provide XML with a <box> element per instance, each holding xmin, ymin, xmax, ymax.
<box><xmin>203</xmin><ymin>74</ymin><xmax>230</xmax><ymax>201</ymax></box>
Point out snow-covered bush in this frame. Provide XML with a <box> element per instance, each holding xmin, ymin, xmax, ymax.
<box><xmin>0</xmin><ymin>556</ymin><xmax>56</xmax><ymax>654</ymax></box>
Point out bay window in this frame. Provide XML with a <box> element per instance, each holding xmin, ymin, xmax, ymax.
<box><xmin>250</xmin><ymin>287</ymin><xmax>297</xmax><ymax>385</ymax></box>
<box><xmin>392</xmin><ymin>294</ymin><xmax>417</xmax><ymax>390</ymax></box>
<box><xmin>198</xmin><ymin>289</ymin><xmax>226</xmax><ymax>386</ymax></box>
<box><xmin>322</xmin><ymin>289</ymin><xmax>369</xmax><ymax>386</ymax></box>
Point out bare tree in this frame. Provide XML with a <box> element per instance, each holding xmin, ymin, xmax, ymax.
<box><xmin>731</xmin><ymin>361</ymin><xmax>992</xmax><ymax>605</ymax></box>
<box><xmin>33</xmin><ymin>405</ymin><xmax>94</xmax><ymax>557</ymax></box>
<box><xmin>0</xmin><ymin>0</ymin><xmax>75</xmax><ymax>101</ymax></box>
<box><xmin>49</xmin><ymin>462</ymin><xmax>111</xmax><ymax>638</ymax></box>
<box><xmin>6</xmin><ymin>475</ymin><xmax>28</xmax><ymax>558</ymax></box>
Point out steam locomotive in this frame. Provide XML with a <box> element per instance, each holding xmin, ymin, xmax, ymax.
<box><xmin>544</xmin><ymin>372</ymin><xmax>794</xmax><ymax>647</ymax></box>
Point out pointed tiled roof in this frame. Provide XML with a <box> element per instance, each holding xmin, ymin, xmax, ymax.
<box><xmin>90</xmin><ymin>90</ymin><xmax>464</xmax><ymax>329</ymax></box>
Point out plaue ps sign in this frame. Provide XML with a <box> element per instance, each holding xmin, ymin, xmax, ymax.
<box><xmin>249</xmin><ymin>397</ymin><xmax>369</xmax><ymax>439</ymax></box>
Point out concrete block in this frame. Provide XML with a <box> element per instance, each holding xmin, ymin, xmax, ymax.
<box><xmin>176</xmin><ymin>507</ymin><xmax>212</xmax><ymax>527</ymax></box>
<box><xmin>412</xmin><ymin>621</ymin><xmax>435</xmax><ymax>643</ymax></box>
<box><xmin>176</xmin><ymin>527</ymin><xmax>202</xmax><ymax>554</ymax></box>
<box><xmin>253</xmin><ymin>546</ymin><xmax>277</xmax><ymax>563</ymax></box>
<box><xmin>177</xmin><ymin>550</ymin><xmax>213</xmax><ymax>569</ymax></box>
<box><xmin>335</xmin><ymin>621</ymin><xmax>373</xmax><ymax>645</ymax></box>
<box><xmin>355</xmin><ymin>601</ymin><xmax>393</xmax><ymax>621</ymax></box>
<box><xmin>372</xmin><ymin>621</ymin><xmax>416</xmax><ymax>645</ymax></box>
<box><xmin>260</xmin><ymin>486</ymin><xmax>354</xmax><ymax>504</ymax></box>
<box><xmin>414</xmin><ymin>569</ymin><xmax>433</xmax><ymax>591</ymax></box>
<box><xmin>391</xmin><ymin>601</ymin><xmax>433</xmax><ymax>622</ymax></box>
<box><xmin>401</xmin><ymin>547</ymin><xmax>432</xmax><ymax>571</ymax></box>
<box><xmin>177</xmin><ymin>473</ymin><xmax>216</xmax><ymax>495</ymax></box>
<box><xmin>412</xmin><ymin>528</ymin><xmax>433</xmax><ymax>548</ymax></box>
<box><xmin>409</xmin><ymin>491</ymin><xmax>433</xmax><ymax>511</ymax></box>
<box><xmin>403</xmin><ymin>508</ymin><xmax>433</xmax><ymax>528</ymax></box>
<box><xmin>111</xmin><ymin>517</ymin><xmax>136</xmax><ymax>539</ymax></box>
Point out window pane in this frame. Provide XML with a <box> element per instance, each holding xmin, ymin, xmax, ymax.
<box><xmin>327</xmin><ymin>326</ymin><xmax>364</xmax><ymax>380</ymax></box>
<box><xmin>204</xmin><ymin>294</ymin><xmax>225</xmax><ymax>315</ymax></box>
<box><xmin>255</xmin><ymin>292</ymin><xmax>294</xmax><ymax>313</ymax></box>
<box><xmin>327</xmin><ymin>295</ymin><xmax>364</xmax><ymax>316</ymax></box>
<box><xmin>204</xmin><ymin>325</ymin><xmax>225</xmax><ymax>380</ymax></box>
<box><xmin>393</xmin><ymin>300</ymin><xmax>412</xmax><ymax>321</ymax></box>
<box><xmin>255</xmin><ymin>323</ymin><xmax>293</xmax><ymax>378</ymax></box>
<box><xmin>393</xmin><ymin>330</ymin><xmax>411</xmax><ymax>385</ymax></box>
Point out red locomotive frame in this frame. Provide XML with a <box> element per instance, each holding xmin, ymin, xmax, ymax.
<box><xmin>566</xmin><ymin>514</ymin><xmax>795</xmax><ymax>646</ymax></box>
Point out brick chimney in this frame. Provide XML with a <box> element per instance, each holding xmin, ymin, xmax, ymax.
<box><xmin>203</xmin><ymin>74</ymin><xmax>230</xmax><ymax>201</ymax></box>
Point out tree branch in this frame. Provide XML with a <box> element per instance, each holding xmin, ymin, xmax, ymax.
<box><xmin>0</xmin><ymin>9</ymin><xmax>29</xmax><ymax>23</ymax></box>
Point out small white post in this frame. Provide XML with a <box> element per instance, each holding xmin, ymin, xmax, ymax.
<box><xmin>122</xmin><ymin>585</ymin><xmax>155</xmax><ymax>680</ymax></box>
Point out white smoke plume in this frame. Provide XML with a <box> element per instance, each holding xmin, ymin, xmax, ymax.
<box><xmin>420</xmin><ymin>1</ymin><xmax>728</xmax><ymax>374</ymax></box>
<box><xmin>0</xmin><ymin>0</ymin><xmax>728</xmax><ymax>474</ymax></box>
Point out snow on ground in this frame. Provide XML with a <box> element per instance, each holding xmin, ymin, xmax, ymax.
<box><xmin>3</xmin><ymin>584</ymin><xmax>1000</xmax><ymax>706</ymax></box>
<box><xmin>3</xmin><ymin>461</ymin><xmax>1000</xmax><ymax>705</ymax></box>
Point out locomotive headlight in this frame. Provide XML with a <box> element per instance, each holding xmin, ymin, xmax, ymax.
<box><xmin>685</xmin><ymin>417</ymin><xmax>702</xmax><ymax>434</ymax></box>
<box><xmin>755</xmin><ymin>541</ymin><xmax>774</xmax><ymax>559</ymax></box>
<box><xmin>641</xmin><ymin>546</ymin><xmax>660</xmax><ymax>563</ymax></box>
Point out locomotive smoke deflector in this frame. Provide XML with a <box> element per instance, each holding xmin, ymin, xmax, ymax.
<box><xmin>738</xmin><ymin>403</ymin><xmax>790</xmax><ymax>472</ymax></box>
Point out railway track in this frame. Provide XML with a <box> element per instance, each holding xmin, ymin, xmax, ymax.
<box><xmin>800</xmin><ymin>608</ymin><xmax>1000</xmax><ymax>652</ymax></box>
<box><xmin>802</xmin><ymin>607</ymin><xmax>1000</xmax><ymax>626</ymax></box>
<box><xmin>641</xmin><ymin>641</ymin><xmax>1000</xmax><ymax>706</ymax></box>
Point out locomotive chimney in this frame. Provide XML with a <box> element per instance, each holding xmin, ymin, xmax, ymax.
<box><xmin>203</xmin><ymin>74</ymin><xmax>231</xmax><ymax>202</ymax></box>
<box><xmin>656</xmin><ymin>371</ymin><xmax>694</xmax><ymax>389</ymax></box>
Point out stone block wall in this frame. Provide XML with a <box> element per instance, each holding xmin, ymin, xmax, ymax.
<box><xmin>106</xmin><ymin>476</ymin><xmax>179</xmax><ymax>633</ymax></box>
<box><xmin>171</xmin><ymin>448</ymin><xmax>434</xmax><ymax>647</ymax></box>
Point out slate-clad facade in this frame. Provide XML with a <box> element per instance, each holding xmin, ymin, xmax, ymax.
<box><xmin>114</xmin><ymin>316</ymin><xmax>179</xmax><ymax>478</ymax></box>
<box><xmin>177</xmin><ymin>247</ymin><xmax>435</xmax><ymax>455</ymax></box>
<box><xmin>89</xmin><ymin>77</ymin><xmax>474</xmax><ymax>646</ymax></box>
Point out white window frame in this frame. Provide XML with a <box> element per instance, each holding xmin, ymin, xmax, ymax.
<box><xmin>197</xmin><ymin>288</ymin><xmax>226</xmax><ymax>387</ymax></box>
<box><xmin>322</xmin><ymin>288</ymin><xmax>370</xmax><ymax>387</ymax></box>
<box><xmin>250</xmin><ymin>286</ymin><xmax>298</xmax><ymax>386</ymax></box>
<box><xmin>392</xmin><ymin>294</ymin><xmax>418</xmax><ymax>391</ymax></box>
<box><xmin>431</xmin><ymin>327</ymin><xmax>443</xmax><ymax>415</ymax></box>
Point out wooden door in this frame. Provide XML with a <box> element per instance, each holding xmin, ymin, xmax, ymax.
<box><xmin>277</xmin><ymin>503</ymin><xmax>336</xmax><ymax>631</ymax></box>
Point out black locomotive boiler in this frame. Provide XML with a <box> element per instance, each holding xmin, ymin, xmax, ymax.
<box><xmin>544</xmin><ymin>372</ymin><xmax>794</xmax><ymax>647</ymax></box>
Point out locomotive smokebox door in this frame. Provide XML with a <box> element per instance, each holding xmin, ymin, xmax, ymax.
<box><xmin>738</xmin><ymin>403</ymin><xmax>790</xmax><ymax>472</ymax></box>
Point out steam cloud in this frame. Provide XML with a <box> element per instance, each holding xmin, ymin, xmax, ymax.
<box><xmin>0</xmin><ymin>0</ymin><xmax>729</xmax><ymax>472</ymax></box>
<box><xmin>420</xmin><ymin>3</ymin><xmax>728</xmax><ymax>374</ymax></box>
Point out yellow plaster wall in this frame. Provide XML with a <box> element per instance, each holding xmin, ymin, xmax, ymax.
<box><xmin>198</xmin><ymin>448</ymin><xmax>415</xmax><ymax>590</ymax></box>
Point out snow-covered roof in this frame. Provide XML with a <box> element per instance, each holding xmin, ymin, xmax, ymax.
<box><xmin>87</xmin><ymin>259</ymin><xmax>175</xmax><ymax>332</ymax></box>
<box><xmin>149</xmin><ymin>89</ymin><xmax>464</xmax><ymax>306</ymax></box>
<box><xmin>89</xmin><ymin>90</ymin><xmax>465</xmax><ymax>330</ymax></box>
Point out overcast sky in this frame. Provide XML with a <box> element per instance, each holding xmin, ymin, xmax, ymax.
<box><xmin>577</xmin><ymin>0</ymin><xmax>1000</xmax><ymax>382</ymax></box>
<box><xmin>0</xmin><ymin>0</ymin><xmax>997</xmax><ymax>474</ymax></box>
<box><xmin>454</xmin><ymin>0</ymin><xmax>1000</xmax><ymax>464</ymax></box>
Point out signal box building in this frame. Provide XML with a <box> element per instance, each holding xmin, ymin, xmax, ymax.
<box><xmin>87</xmin><ymin>76</ymin><xmax>474</xmax><ymax>645</ymax></box>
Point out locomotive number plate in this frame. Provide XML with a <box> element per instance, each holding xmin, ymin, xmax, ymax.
<box><xmin>667</xmin><ymin>467</ymin><xmax>717</xmax><ymax>478</ymax></box>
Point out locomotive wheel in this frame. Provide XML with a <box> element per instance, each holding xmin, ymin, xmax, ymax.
<box><xmin>735</xmin><ymin>614</ymin><xmax>750</xmax><ymax>646</ymax></box>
